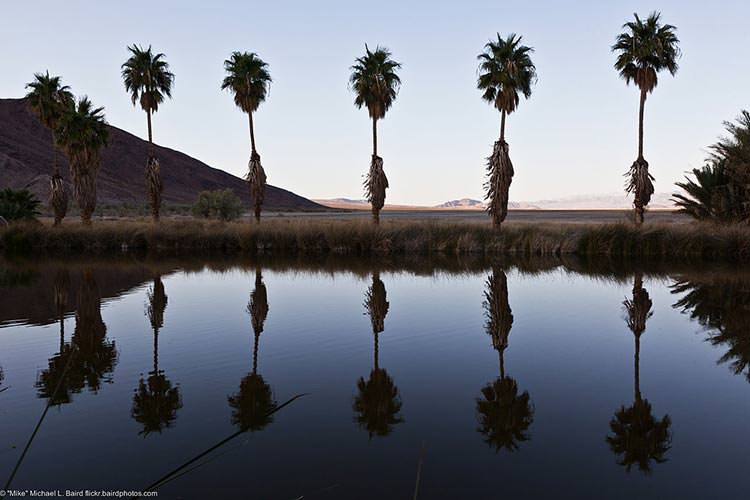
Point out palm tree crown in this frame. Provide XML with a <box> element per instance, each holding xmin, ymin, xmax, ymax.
<box><xmin>477</xmin><ymin>34</ymin><xmax>536</xmax><ymax>117</ymax></box>
<box><xmin>613</xmin><ymin>12</ymin><xmax>680</xmax><ymax>94</ymax></box>
<box><xmin>55</xmin><ymin>97</ymin><xmax>109</xmax><ymax>167</ymax></box>
<box><xmin>121</xmin><ymin>45</ymin><xmax>174</xmax><ymax>114</ymax></box>
<box><xmin>221</xmin><ymin>52</ymin><xmax>271</xmax><ymax>115</ymax></box>
<box><xmin>25</xmin><ymin>71</ymin><xmax>74</xmax><ymax>130</ymax></box>
<box><xmin>349</xmin><ymin>45</ymin><xmax>401</xmax><ymax>120</ymax></box>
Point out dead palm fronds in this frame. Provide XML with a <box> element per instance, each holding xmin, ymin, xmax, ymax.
<box><xmin>485</xmin><ymin>141</ymin><xmax>514</xmax><ymax>229</ymax></box>
<box><xmin>49</xmin><ymin>174</ymin><xmax>69</xmax><ymax>226</ymax></box>
<box><xmin>364</xmin><ymin>272</ymin><xmax>389</xmax><ymax>337</ymax></box>
<box><xmin>247</xmin><ymin>152</ymin><xmax>267</xmax><ymax>223</ymax></box>
<box><xmin>145</xmin><ymin>156</ymin><xmax>163</xmax><ymax>222</ymax></box>
<box><xmin>625</xmin><ymin>158</ymin><xmax>655</xmax><ymax>225</ymax></box>
<box><xmin>364</xmin><ymin>155</ymin><xmax>389</xmax><ymax>225</ymax></box>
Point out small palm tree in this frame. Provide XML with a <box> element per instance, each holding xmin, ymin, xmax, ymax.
<box><xmin>121</xmin><ymin>45</ymin><xmax>175</xmax><ymax>222</ymax></box>
<box><xmin>711</xmin><ymin>111</ymin><xmax>750</xmax><ymax>221</ymax></box>
<box><xmin>613</xmin><ymin>12</ymin><xmax>680</xmax><ymax>225</ymax></box>
<box><xmin>672</xmin><ymin>164</ymin><xmax>737</xmax><ymax>221</ymax></box>
<box><xmin>55</xmin><ymin>97</ymin><xmax>109</xmax><ymax>225</ymax></box>
<box><xmin>221</xmin><ymin>52</ymin><xmax>271</xmax><ymax>223</ymax></box>
<box><xmin>349</xmin><ymin>45</ymin><xmax>401</xmax><ymax>224</ymax></box>
<box><xmin>25</xmin><ymin>71</ymin><xmax>74</xmax><ymax>225</ymax></box>
<box><xmin>477</xmin><ymin>34</ymin><xmax>536</xmax><ymax>230</ymax></box>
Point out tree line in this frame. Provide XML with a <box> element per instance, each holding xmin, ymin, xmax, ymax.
<box><xmin>22</xmin><ymin>11</ymin><xmax>750</xmax><ymax>227</ymax></box>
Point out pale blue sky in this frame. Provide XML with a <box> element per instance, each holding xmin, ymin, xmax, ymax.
<box><xmin>3</xmin><ymin>0</ymin><xmax>748</xmax><ymax>205</ymax></box>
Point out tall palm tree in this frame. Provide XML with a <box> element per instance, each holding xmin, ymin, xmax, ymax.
<box><xmin>477</xmin><ymin>34</ymin><xmax>536</xmax><ymax>230</ymax></box>
<box><xmin>121</xmin><ymin>44</ymin><xmax>175</xmax><ymax>222</ymax></box>
<box><xmin>228</xmin><ymin>268</ymin><xmax>276</xmax><ymax>431</ymax></box>
<box><xmin>221</xmin><ymin>52</ymin><xmax>271</xmax><ymax>223</ymax></box>
<box><xmin>349</xmin><ymin>45</ymin><xmax>401</xmax><ymax>224</ymax></box>
<box><xmin>613</xmin><ymin>12</ymin><xmax>680</xmax><ymax>225</ymax></box>
<box><xmin>607</xmin><ymin>274</ymin><xmax>671</xmax><ymax>473</ymax></box>
<box><xmin>476</xmin><ymin>268</ymin><xmax>533</xmax><ymax>452</ymax></box>
<box><xmin>25</xmin><ymin>71</ymin><xmax>74</xmax><ymax>226</ymax></box>
<box><xmin>55</xmin><ymin>97</ymin><xmax>109</xmax><ymax>225</ymax></box>
<box><xmin>354</xmin><ymin>272</ymin><xmax>403</xmax><ymax>437</ymax></box>
<box><xmin>132</xmin><ymin>275</ymin><xmax>182</xmax><ymax>436</ymax></box>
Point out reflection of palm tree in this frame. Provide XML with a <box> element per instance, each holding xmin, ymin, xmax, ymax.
<box><xmin>476</xmin><ymin>268</ymin><xmax>533</xmax><ymax>452</ymax></box>
<box><xmin>36</xmin><ymin>270</ymin><xmax>117</xmax><ymax>404</ymax></box>
<box><xmin>132</xmin><ymin>276</ymin><xmax>182</xmax><ymax>436</ymax></box>
<box><xmin>228</xmin><ymin>268</ymin><xmax>276</xmax><ymax>431</ymax></box>
<box><xmin>353</xmin><ymin>272</ymin><xmax>403</xmax><ymax>438</ymax></box>
<box><xmin>607</xmin><ymin>274</ymin><xmax>671</xmax><ymax>473</ymax></box>
<box><xmin>672</xmin><ymin>278</ymin><xmax>750</xmax><ymax>382</ymax></box>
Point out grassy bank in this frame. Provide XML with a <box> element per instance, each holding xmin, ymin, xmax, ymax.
<box><xmin>2</xmin><ymin>218</ymin><xmax>749</xmax><ymax>261</ymax></box>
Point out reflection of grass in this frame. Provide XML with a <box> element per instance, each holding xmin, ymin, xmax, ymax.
<box><xmin>2</xmin><ymin>219</ymin><xmax>750</xmax><ymax>259</ymax></box>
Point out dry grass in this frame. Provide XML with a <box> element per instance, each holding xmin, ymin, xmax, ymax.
<box><xmin>2</xmin><ymin>217</ymin><xmax>749</xmax><ymax>261</ymax></box>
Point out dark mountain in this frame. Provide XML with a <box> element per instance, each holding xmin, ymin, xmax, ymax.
<box><xmin>0</xmin><ymin>98</ymin><xmax>324</xmax><ymax>210</ymax></box>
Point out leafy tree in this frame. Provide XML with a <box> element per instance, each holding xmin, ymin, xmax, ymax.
<box><xmin>613</xmin><ymin>12</ymin><xmax>680</xmax><ymax>224</ymax></box>
<box><xmin>477</xmin><ymin>34</ymin><xmax>536</xmax><ymax>230</ymax></box>
<box><xmin>55</xmin><ymin>97</ymin><xmax>109</xmax><ymax>225</ymax></box>
<box><xmin>350</xmin><ymin>45</ymin><xmax>401</xmax><ymax>224</ymax></box>
<box><xmin>221</xmin><ymin>52</ymin><xmax>271</xmax><ymax>223</ymax></box>
<box><xmin>25</xmin><ymin>71</ymin><xmax>74</xmax><ymax>225</ymax></box>
<box><xmin>122</xmin><ymin>44</ymin><xmax>175</xmax><ymax>222</ymax></box>
<box><xmin>191</xmin><ymin>189</ymin><xmax>243</xmax><ymax>221</ymax></box>
<box><xmin>0</xmin><ymin>189</ymin><xmax>41</xmax><ymax>222</ymax></box>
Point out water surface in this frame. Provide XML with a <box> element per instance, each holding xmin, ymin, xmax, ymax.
<box><xmin>1</xmin><ymin>257</ymin><xmax>748</xmax><ymax>498</ymax></box>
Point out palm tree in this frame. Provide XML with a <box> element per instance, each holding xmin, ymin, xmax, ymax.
<box><xmin>476</xmin><ymin>268</ymin><xmax>534</xmax><ymax>452</ymax></box>
<box><xmin>672</xmin><ymin>164</ymin><xmax>738</xmax><ymax>221</ymax></box>
<box><xmin>221</xmin><ymin>52</ymin><xmax>271</xmax><ymax>223</ymax></box>
<box><xmin>25</xmin><ymin>72</ymin><xmax>74</xmax><ymax>226</ymax></box>
<box><xmin>55</xmin><ymin>97</ymin><xmax>109</xmax><ymax>225</ymax></box>
<box><xmin>132</xmin><ymin>275</ymin><xmax>182</xmax><ymax>436</ymax></box>
<box><xmin>711</xmin><ymin>111</ymin><xmax>750</xmax><ymax>222</ymax></box>
<box><xmin>607</xmin><ymin>274</ymin><xmax>672</xmax><ymax>473</ymax></box>
<box><xmin>349</xmin><ymin>45</ymin><xmax>401</xmax><ymax>224</ymax></box>
<box><xmin>477</xmin><ymin>34</ymin><xmax>536</xmax><ymax>230</ymax></box>
<box><xmin>121</xmin><ymin>45</ymin><xmax>175</xmax><ymax>222</ymax></box>
<box><xmin>353</xmin><ymin>272</ymin><xmax>403</xmax><ymax>437</ymax></box>
<box><xmin>613</xmin><ymin>13</ymin><xmax>680</xmax><ymax>225</ymax></box>
<box><xmin>228</xmin><ymin>268</ymin><xmax>276</xmax><ymax>431</ymax></box>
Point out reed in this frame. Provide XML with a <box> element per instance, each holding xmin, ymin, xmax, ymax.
<box><xmin>2</xmin><ymin>217</ymin><xmax>749</xmax><ymax>261</ymax></box>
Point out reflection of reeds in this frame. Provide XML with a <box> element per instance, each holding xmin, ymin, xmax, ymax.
<box><xmin>7</xmin><ymin>219</ymin><xmax>750</xmax><ymax>260</ymax></box>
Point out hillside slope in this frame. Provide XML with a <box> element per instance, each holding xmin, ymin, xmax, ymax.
<box><xmin>0</xmin><ymin>98</ymin><xmax>323</xmax><ymax>210</ymax></box>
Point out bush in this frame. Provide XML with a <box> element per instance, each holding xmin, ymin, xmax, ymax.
<box><xmin>0</xmin><ymin>188</ymin><xmax>41</xmax><ymax>222</ymax></box>
<box><xmin>191</xmin><ymin>189</ymin><xmax>243</xmax><ymax>221</ymax></box>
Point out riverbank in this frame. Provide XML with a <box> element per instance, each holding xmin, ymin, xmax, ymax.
<box><xmin>1</xmin><ymin>218</ymin><xmax>748</xmax><ymax>260</ymax></box>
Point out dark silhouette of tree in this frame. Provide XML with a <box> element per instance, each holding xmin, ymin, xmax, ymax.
<box><xmin>672</xmin><ymin>276</ymin><xmax>750</xmax><ymax>382</ymax></box>
<box><xmin>349</xmin><ymin>46</ymin><xmax>401</xmax><ymax>224</ymax></box>
<box><xmin>477</xmin><ymin>34</ymin><xmax>537</xmax><ymax>230</ymax></box>
<box><xmin>612</xmin><ymin>12</ymin><xmax>680</xmax><ymax>224</ymax></box>
<box><xmin>36</xmin><ymin>270</ymin><xmax>117</xmax><ymax>405</ymax></box>
<box><xmin>132</xmin><ymin>276</ymin><xmax>182</xmax><ymax>436</ymax></box>
<box><xmin>476</xmin><ymin>268</ymin><xmax>533</xmax><ymax>452</ymax></box>
<box><xmin>354</xmin><ymin>272</ymin><xmax>403</xmax><ymax>437</ymax></box>
<box><xmin>607</xmin><ymin>274</ymin><xmax>671</xmax><ymax>473</ymax></box>
<box><xmin>228</xmin><ymin>268</ymin><xmax>276</xmax><ymax>431</ymax></box>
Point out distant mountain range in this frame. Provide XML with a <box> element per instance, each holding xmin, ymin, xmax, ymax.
<box><xmin>315</xmin><ymin>193</ymin><xmax>677</xmax><ymax>211</ymax></box>
<box><xmin>0</xmin><ymin>98</ymin><xmax>324</xmax><ymax>210</ymax></box>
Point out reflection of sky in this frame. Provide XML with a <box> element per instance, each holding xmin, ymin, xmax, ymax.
<box><xmin>0</xmin><ymin>267</ymin><xmax>748</xmax><ymax>497</ymax></box>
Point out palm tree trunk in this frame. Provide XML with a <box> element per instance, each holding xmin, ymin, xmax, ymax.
<box><xmin>146</xmin><ymin>110</ymin><xmax>154</xmax><ymax>156</ymax></box>
<box><xmin>637</xmin><ymin>89</ymin><xmax>646</xmax><ymax>161</ymax></box>
<box><xmin>153</xmin><ymin>327</ymin><xmax>159</xmax><ymax>375</ymax></box>
<box><xmin>249</xmin><ymin>112</ymin><xmax>256</xmax><ymax>154</ymax></box>
<box><xmin>372</xmin><ymin>117</ymin><xmax>378</xmax><ymax>156</ymax></box>
<box><xmin>373</xmin><ymin>332</ymin><xmax>379</xmax><ymax>372</ymax></box>
<box><xmin>500</xmin><ymin>110</ymin><xmax>506</xmax><ymax>143</ymax></box>
<box><xmin>252</xmin><ymin>332</ymin><xmax>259</xmax><ymax>375</ymax></box>
<box><xmin>498</xmin><ymin>349</ymin><xmax>505</xmax><ymax>380</ymax></box>
<box><xmin>634</xmin><ymin>334</ymin><xmax>641</xmax><ymax>402</ymax></box>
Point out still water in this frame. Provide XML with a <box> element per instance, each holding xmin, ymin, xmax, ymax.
<box><xmin>0</xmin><ymin>257</ymin><xmax>748</xmax><ymax>499</ymax></box>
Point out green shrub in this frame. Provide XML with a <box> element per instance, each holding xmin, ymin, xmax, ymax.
<box><xmin>0</xmin><ymin>188</ymin><xmax>41</xmax><ymax>222</ymax></box>
<box><xmin>191</xmin><ymin>189</ymin><xmax>243</xmax><ymax>221</ymax></box>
